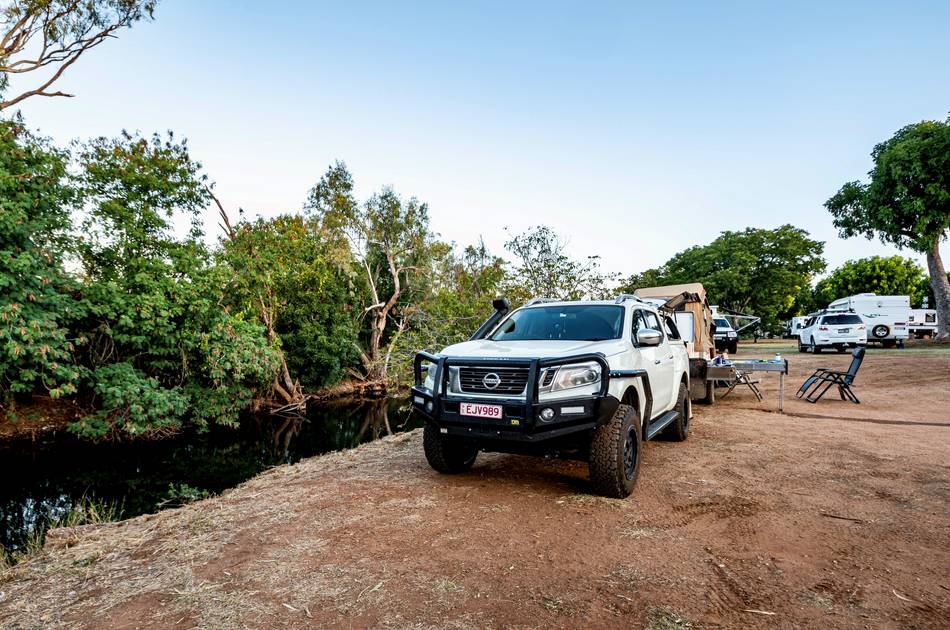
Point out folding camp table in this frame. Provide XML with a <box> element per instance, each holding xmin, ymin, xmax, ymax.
<box><xmin>731</xmin><ymin>360</ymin><xmax>789</xmax><ymax>412</ymax></box>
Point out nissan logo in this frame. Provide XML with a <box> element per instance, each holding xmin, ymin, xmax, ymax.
<box><xmin>482</xmin><ymin>372</ymin><xmax>501</xmax><ymax>390</ymax></box>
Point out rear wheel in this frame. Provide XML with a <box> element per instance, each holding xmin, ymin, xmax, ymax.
<box><xmin>662</xmin><ymin>382</ymin><xmax>691</xmax><ymax>441</ymax></box>
<box><xmin>872</xmin><ymin>324</ymin><xmax>890</xmax><ymax>340</ymax></box>
<box><xmin>423</xmin><ymin>424</ymin><xmax>478</xmax><ymax>473</ymax></box>
<box><xmin>589</xmin><ymin>403</ymin><xmax>641</xmax><ymax>498</ymax></box>
<box><xmin>811</xmin><ymin>337</ymin><xmax>822</xmax><ymax>354</ymax></box>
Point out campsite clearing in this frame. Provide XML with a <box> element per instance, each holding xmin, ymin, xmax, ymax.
<box><xmin>2</xmin><ymin>342</ymin><xmax>949</xmax><ymax>629</ymax></box>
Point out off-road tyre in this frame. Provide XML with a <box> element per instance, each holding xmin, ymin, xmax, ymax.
<box><xmin>811</xmin><ymin>337</ymin><xmax>822</xmax><ymax>354</ymax></box>
<box><xmin>588</xmin><ymin>403</ymin><xmax>641</xmax><ymax>498</ymax></box>
<box><xmin>728</xmin><ymin>340</ymin><xmax>738</xmax><ymax>354</ymax></box>
<box><xmin>798</xmin><ymin>338</ymin><xmax>807</xmax><ymax>353</ymax></box>
<box><xmin>701</xmin><ymin>380</ymin><xmax>715</xmax><ymax>404</ymax></box>
<box><xmin>662</xmin><ymin>381</ymin><xmax>691</xmax><ymax>442</ymax></box>
<box><xmin>423</xmin><ymin>424</ymin><xmax>478</xmax><ymax>473</ymax></box>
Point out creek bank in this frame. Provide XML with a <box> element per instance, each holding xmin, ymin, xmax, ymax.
<box><xmin>0</xmin><ymin>396</ymin><xmax>418</xmax><ymax>553</ymax></box>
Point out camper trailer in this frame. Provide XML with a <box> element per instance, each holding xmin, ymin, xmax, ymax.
<box><xmin>634</xmin><ymin>283</ymin><xmax>716</xmax><ymax>403</ymax></box>
<box><xmin>826</xmin><ymin>293</ymin><xmax>910</xmax><ymax>347</ymax></box>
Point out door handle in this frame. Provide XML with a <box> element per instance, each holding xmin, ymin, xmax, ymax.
<box><xmin>654</xmin><ymin>359</ymin><xmax>661</xmax><ymax>364</ymax></box>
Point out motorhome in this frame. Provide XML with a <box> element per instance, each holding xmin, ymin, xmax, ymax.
<box><xmin>826</xmin><ymin>294</ymin><xmax>909</xmax><ymax>347</ymax></box>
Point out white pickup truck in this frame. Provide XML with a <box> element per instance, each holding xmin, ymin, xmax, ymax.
<box><xmin>410</xmin><ymin>295</ymin><xmax>691</xmax><ymax>497</ymax></box>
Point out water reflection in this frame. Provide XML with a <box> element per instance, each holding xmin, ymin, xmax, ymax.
<box><xmin>0</xmin><ymin>397</ymin><xmax>420</xmax><ymax>551</ymax></box>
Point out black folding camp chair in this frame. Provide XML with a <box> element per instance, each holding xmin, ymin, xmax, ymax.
<box><xmin>796</xmin><ymin>346</ymin><xmax>865</xmax><ymax>404</ymax></box>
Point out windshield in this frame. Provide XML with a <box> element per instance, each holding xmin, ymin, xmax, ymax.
<box><xmin>490</xmin><ymin>305</ymin><xmax>624</xmax><ymax>341</ymax></box>
<box><xmin>714</xmin><ymin>318</ymin><xmax>732</xmax><ymax>329</ymax></box>
<box><xmin>821</xmin><ymin>314</ymin><xmax>863</xmax><ymax>325</ymax></box>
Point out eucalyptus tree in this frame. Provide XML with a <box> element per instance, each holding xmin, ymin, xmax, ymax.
<box><xmin>826</xmin><ymin>118</ymin><xmax>950</xmax><ymax>341</ymax></box>
<box><xmin>307</xmin><ymin>162</ymin><xmax>438</xmax><ymax>382</ymax></box>
<box><xmin>0</xmin><ymin>0</ymin><xmax>156</xmax><ymax>110</ymax></box>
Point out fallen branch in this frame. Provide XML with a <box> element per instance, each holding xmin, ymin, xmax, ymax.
<box><xmin>819</xmin><ymin>511</ymin><xmax>864</xmax><ymax>524</ymax></box>
<box><xmin>743</xmin><ymin>609</ymin><xmax>776</xmax><ymax>616</ymax></box>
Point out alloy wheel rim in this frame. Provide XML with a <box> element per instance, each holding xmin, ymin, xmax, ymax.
<box><xmin>623</xmin><ymin>426</ymin><xmax>638</xmax><ymax>479</ymax></box>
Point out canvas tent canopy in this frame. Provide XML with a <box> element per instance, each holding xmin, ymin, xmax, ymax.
<box><xmin>634</xmin><ymin>283</ymin><xmax>715</xmax><ymax>357</ymax></box>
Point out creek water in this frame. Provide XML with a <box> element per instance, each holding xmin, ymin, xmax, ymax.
<box><xmin>0</xmin><ymin>397</ymin><xmax>421</xmax><ymax>552</ymax></box>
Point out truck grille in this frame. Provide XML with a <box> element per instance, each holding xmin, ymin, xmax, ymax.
<box><xmin>458</xmin><ymin>366</ymin><xmax>529</xmax><ymax>395</ymax></box>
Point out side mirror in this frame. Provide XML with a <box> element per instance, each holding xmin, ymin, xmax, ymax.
<box><xmin>492</xmin><ymin>297</ymin><xmax>511</xmax><ymax>312</ymax></box>
<box><xmin>636</xmin><ymin>328</ymin><xmax>663</xmax><ymax>346</ymax></box>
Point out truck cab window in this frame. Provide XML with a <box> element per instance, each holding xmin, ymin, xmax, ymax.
<box><xmin>663</xmin><ymin>316</ymin><xmax>681</xmax><ymax>340</ymax></box>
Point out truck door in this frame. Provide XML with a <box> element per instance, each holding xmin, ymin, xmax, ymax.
<box><xmin>632</xmin><ymin>309</ymin><xmax>675</xmax><ymax>418</ymax></box>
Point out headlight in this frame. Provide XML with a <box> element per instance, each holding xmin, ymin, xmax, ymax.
<box><xmin>728</xmin><ymin>332</ymin><xmax>737</xmax><ymax>338</ymax></box>
<box><xmin>542</xmin><ymin>361</ymin><xmax>602</xmax><ymax>393</ymax></box>
<box><xmin>422</xmin><ymin>363</ymin><xmax>436</xmax><ymax>391</ymax></box>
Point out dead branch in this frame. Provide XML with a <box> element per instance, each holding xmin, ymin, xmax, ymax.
<box><xmin>0</xmin><ymin>1</ymin><xmax>154</xmax><ymax>111</ymax></box>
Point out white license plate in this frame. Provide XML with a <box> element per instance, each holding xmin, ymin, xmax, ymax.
<box><xmin>838</xmin><ymin>328</ymin><xmax>850</xmax><ymax>333</ymax></box>
<box><xmin>459</xmin><ymin>402</ymin><xmax>503</xmax><ymax>419</ymax></box>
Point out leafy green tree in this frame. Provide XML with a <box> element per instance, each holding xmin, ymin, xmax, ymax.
<box><xmin>70</xmin><ymin>131</ymin><xmax>276</xmax><ymax>437</ymax></box>
<box><xmin>219</xmin><ymin>214</ymin><xmax>363</xmax><ymax>393</ymax></box>
<box><xmin>307</xmin><ymin>162</ymin><xmax>437</xmax><ymax>382</ymax></box>
<box><xmin>826</xmin><ymin>118</ymin><xmax>950</xmax><ymax>340</ymax></box>
<box><xmin>503</xmin><ymin>225</ymin><xmax>618</xmax><ymax>303</ymax></box>
<box><xmin>0</xmin><ymin>0</ymin><xmax>156</xmax><ymax>110</ymax></box>
<box><xmin>0</xmin><ymin>119</ymin><xmax>79</xmax><ymax>402</ymax></box>
<box><xmin>621</xmin><ymin>225</ymin><xmax>825</xmax><ymax>331</ymax></box>
<box><xmin>617</xmin><ymin>267</ymin><xmax>667</xmax><ymax>294</ymax></box>
<box><xmin>813</xmin><ymin>256</ymin><xmax>929</xmax><ymax>308</ymax></box>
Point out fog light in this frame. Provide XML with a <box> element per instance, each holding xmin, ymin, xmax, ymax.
<box><xmin>539</xmin><ymin>407</ymin><xmax>555</xmax><ymax>421</ymax></box>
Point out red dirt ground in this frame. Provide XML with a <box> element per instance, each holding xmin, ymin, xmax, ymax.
<box><xmin>1</xmin><ymin>343</ymin><xmax>949</xmax><ymax>629</ymax></box>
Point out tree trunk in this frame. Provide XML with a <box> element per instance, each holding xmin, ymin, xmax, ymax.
<box><xmin>925</xmin><ymin>238</ymin><xmax>950</xmax><ymax>342</ymax></box>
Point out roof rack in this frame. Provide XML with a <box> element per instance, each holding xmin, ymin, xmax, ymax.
<box><xmin>525</xmin><ymin>297</ymin><xmax>558</xmax><ymax>306</ymax></box>
<box><xmin>613</xmin><ymin>294</ymin><xmax>643</xmax><ymax>304</ymax></box>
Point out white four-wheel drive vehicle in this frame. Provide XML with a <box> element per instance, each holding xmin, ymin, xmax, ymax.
<box><xmin>410</xmin><ymin>295</ymin><xmax>691</xmax><ymax>498</ymax></box>
<box><xmin>798</xmin><ymin>311</ymin><xmax>867</xmax><ymax>353</ymax></box>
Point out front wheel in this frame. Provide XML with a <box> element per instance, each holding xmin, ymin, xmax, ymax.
<box><xmin>727</xmin><ymin>340</ymin><xmax>738</xmax><ymax>354</ymax></box>
<box><xmin>798</xmin><ymin>338</ymin><xmax>807</xmax><ymax>353</ymax></box>
<box><xmin>589</xmin><ymin>403</ymin><xmax>641</xmax><ymax>498</ymax></box>
<box><xmin>423</xmin><ymin>424</ymin><xmax>477</xmax><ymax>473</ymax></box>
<box><xmin>662</xmin><ymin>382</ymin><xmax>691</xmax><ymax>442</ymax></box>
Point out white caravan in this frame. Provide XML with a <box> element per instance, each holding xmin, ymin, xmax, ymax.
<box><xmin>785</xmin><ymin>316</ymin><xmax>808</xmax><ymax>339</ymax></box>
<box><xmin>826</xmin><ymin>294</ymin><xmax>910</xmax><ymax>347</ymax></box>
<box><xmin>908</xmin><ymin>308</ymin><xmax>937</xmax><ymax>339</ymax></box>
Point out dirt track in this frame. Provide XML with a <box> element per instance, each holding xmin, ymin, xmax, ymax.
<box><xmin>2</xmin><ymin>343</ymin><xmax>949</xmax><ymax>629</ymax></box>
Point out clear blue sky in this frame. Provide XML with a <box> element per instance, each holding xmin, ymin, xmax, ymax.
<box><xmin>10</xmin><ymin>0</ymin><xmax>950</xmax><ymax>279</ymax></box>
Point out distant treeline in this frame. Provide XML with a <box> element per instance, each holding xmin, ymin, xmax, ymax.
<box><xmin>0</xmin><ymin>118</ymin><xmax>939</xmax><ymax>439</ymax></box>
